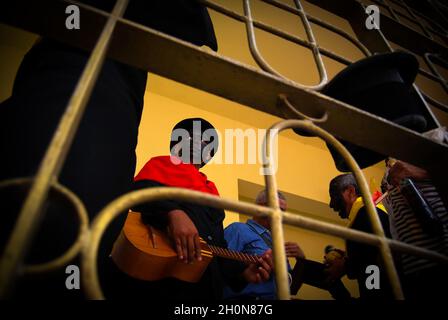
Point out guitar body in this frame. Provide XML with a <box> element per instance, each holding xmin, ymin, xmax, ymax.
<box><xmin>111</xmin><ymin>211</ymin><xmax>213</xmax><ymax>282</ymax></box>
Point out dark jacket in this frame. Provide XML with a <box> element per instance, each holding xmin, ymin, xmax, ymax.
<box><xmin>346</xmin><ymin>207</ymin><xmax>394</xmax><ymax>300</ymax></box>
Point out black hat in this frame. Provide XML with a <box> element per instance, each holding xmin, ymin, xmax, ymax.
<box><xmin>170</xmin><ymin>117</ymin><xmax>218</xmax><ymax>167</ymax></box>
<box><xmin>295</xmin><ymin>51</ymin><xmax>436</xmax><ymax>171</ymax></box>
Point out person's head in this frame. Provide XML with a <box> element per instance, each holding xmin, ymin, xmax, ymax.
<box><xmin>170</xmin><ymin>118</ymin><xmax>218</xmax><ymax>169</ymax></box>
<box><xmin>254</xmin><ymin>189</ymin><xmax>287</xmax><ymax>229</ymax></box>
<box><xmin>385</xmin><ymin>157</ymin><xmax>396</xmax><ymax>169</ymax></box>
<box><xmin>329</xmin><ymin>173</ymin><xmax>360</xmax><ymax>219</ymax></box>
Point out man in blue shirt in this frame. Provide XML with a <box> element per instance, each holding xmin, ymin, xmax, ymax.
<box><xmin>223</xmin><ymin>190</ymin><xmax>305</xmax><ymax>299</ymax></box>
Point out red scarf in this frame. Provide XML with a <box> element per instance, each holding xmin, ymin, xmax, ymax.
<box><xmin>134</xmin><ymin>156</ymin><xmax>219</xmax><ymax>196</ymax></box>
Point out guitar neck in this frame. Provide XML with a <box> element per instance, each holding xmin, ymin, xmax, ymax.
<box><xmin>207</xmin><ymin>245</ymin><xmax>259</xmax><ymax>264</ymax></box>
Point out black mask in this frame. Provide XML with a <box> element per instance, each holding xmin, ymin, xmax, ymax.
<box><xmin>170</xmin><ymin>118</ymin><xmax>219</xmax><ymax>168</ymax></box>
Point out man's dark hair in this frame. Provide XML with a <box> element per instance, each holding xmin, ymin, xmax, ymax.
<box><xmin>329</xmin><ymin>173</ymin><xmax>361</xmax><ymax>196</ymax></box>
<box><xmin>256</xmin><ymin>189</ymin><xmax>286</xmax><ymax>205</ymax></box>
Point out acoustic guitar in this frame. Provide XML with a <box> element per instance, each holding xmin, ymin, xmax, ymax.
<box><xmin>111</xmin><ymin>211</ymin><xmax>261</xmax><ymax>282</ymax></box>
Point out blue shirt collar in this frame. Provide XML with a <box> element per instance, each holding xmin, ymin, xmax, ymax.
<box><xmin>247</xmin><ymin>219</ymin><xmax>270</xmax><ymax>235</ymax></box>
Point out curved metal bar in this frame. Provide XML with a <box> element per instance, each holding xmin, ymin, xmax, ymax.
<box><xmin>388</xmin><ymin>47</ymin><xmax>445</xmax><ymax>125</ymax></box>
<box><xmin>261</xmin><ymin>132</ymin><xmax>288</xmax><ymax>299</ymax></box>
<box><xmin>318</xmin><ymin>47</ymin><xmax>353</xmax><ymax>66</ymax></box>
<box><xmin>201</xmin><ymin>0</ymin><xmax>365</xmax><ymax>87</ymax></box>
<box><xmin>203</xmin><ymin>0</ymin><xmax>371</xmax><ymax>59</ymax></box>
<box><xmin>281</xmin><ymin>210</ymin><xmax>448</xmax><ymax>264</ymax></box>
<box><xmin>424</xmin><ymin>53</ymin><xmax>448</xmax><ymax>94</ymax></box>
<box><xmin>304</xmin><ymin>15</ymin><xmax>371</xmax><ymax>57</ymax></box>
<box><xmin>394</xmin><ymin>0</ymin><xmax>433</xmax><ymax>39</ymax></box>
<box><xmin>371</xmin><ymin>0</ymin><xmax>448</xmax><ymax>40</ymax></box>
<box><xmin>201</xmin><ymin>0</ymin><xmax>357</xmax><ymax>67</ymax></box>
<box><xmin>392</xmin><ymin>46</ymin><xmax>447</xmax><ymax>86</ymax></box>
<box><xmin>386</xmin><ymin>3</ymin><xmax>401</xmax><ymax>22</ymax></box>
<box><xmin>80</xmin><ymin>187</ymin><xmax>448</xmax><ymax>299</ymax></box>
<box><xmin>426</xmin><ymin>0</ymin><xmax>448</xmax><ymax>28</ymax></box>
<box><xmin>411</xmin><ymin>83</ymin><xmax>442</xmax><ymax>128</ymax></box>
<box><xmin>0</xmin><ymin>178</ymin><xmax>89</xmax><ymax>275</ymax></box>
<box><xmin>242</xmin><ymin>0</ymin><xmax>327</xmax><ymax>91</ymax></box>
<box><xmin>262</xmin><ymin>0</ymin><xmax>371</xmax><ymax>57</ymax></box>
<box><xmin>262</xmin><ymin>119</ymin><xmax>404</xmax><ymax>299</ymax></box>
<box><xmin>418</xmin><ymin>52</ymin><xmax>448</xmax><ymax>114</ymax></box>
<box><xmin>292</xmin><ymin>0</ymin><xmax>328</xmax><ymax>89</ymax></box>
<box><xmin>418</xmin><ymin>66</ymin><xmax>445</xmax><ymax>84</ymax></box>
<box><xmin>422</xmin><ymin>90</ymin><xmax>448</xmax><ymax>113</ymax></box>
<box><xmin>249</xmin><ymin>19</ymin><xmax>354</xmax><ymax>69</ymax></box>
<box><xmin>411</xmin><ymin>9</ymin><xmax>448</xmax><ymax>38</ymax></box>
<box><xmin>278</xmin><ymin>93</ymin><xmax>328</xmax><ymax>123</ymax></box>
<box><xmin>0</xmin><ymin>0</ymin><xmax>129</xmax><ymax>298</ymax></box>
<box><xmin>24</xmin><ymin>182</ymin><xmax>89</xmax><ymax>274</ymax></box>
<box><xmin>242</xmin><ymin>0</ymin><xmax>288</xmax><ymax>78</ymax></box>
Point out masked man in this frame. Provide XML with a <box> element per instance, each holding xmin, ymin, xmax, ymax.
<box><xmin>104</xmin><ymin>118</ymin><xmax>273</xmax><ymax>300</ymax></box>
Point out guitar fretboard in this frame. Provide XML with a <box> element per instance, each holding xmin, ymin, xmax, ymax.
<box><xmin>207</xmin><ymin>245</ymin><xmax>259</xmax><ymax>264</ymax></box>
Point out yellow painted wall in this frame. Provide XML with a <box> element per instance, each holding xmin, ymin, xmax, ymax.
<box><xmin>1</xmin><ymin>0</ymin><xmax>447</xmax><ymax>300</ymax></box>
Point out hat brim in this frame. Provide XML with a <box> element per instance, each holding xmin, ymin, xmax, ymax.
<box><xmin>326</xmin><ymin>51</ymin><xmax>419</xmax><ymax>91</ymax></box>
<box><xmin>294</xmin><ymin>52</ymin><xmax>419</xmax><ymax>138</ymax></box>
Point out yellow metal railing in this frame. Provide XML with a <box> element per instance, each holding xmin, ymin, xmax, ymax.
<box><xmin>80</xmin><ymin>118</ymin><xmax>448</xmax><ymax>300</ymax></box>
<box><xmin>204</xmin><ymin>0</ymin><xmax>448</xmax><ymax>116</ymax></box>
<box><xmin>1</xmin><ymin>0</ymin><xmax>448</xmax><ymax>300</ymax></box>
<box><xmin>358</xmin><ymin>0</ymin><xmax>448</xmax><ymax>112</ymax></box>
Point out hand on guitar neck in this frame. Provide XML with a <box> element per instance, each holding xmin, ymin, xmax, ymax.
<box><xmin>167</xmin><ymin>209</ymin><xmax>273</xmax><ymax>284</ymax></box>
<box><xmin>241</xmin><ymin>249</ymin><xmax>273</xmax><ymax>284</ymax></box>
<box><xmin>111</xmin><ymin>211</ymin><xmax>274</xmax><ymax>283</ymax></box>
